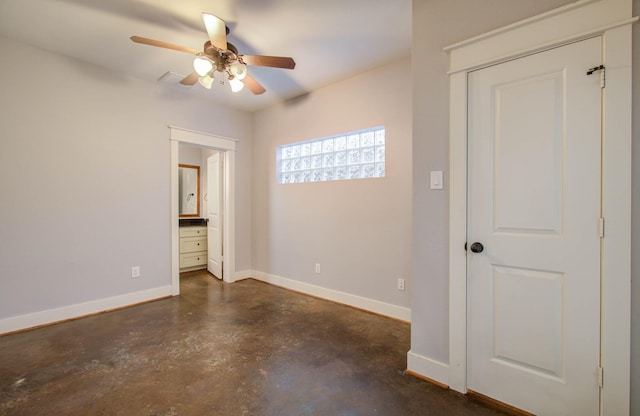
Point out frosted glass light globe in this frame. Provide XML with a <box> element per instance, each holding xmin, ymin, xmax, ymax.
<box><xmin>230</xmin><ymin>63</ymin><xmax>247</xmax><ymax>80</ymax></box>
<box><xmin>229</xmin><ymin>76</ymin><xmax>244</xmax><ymax>92</ymax></box>
<box><xmin>198</xmin><ymin>74</ymin><xmax>214</xmax><ymax>89</ymax></box>
<box><xmin>193</xmin><ymin>58</ymin><xmax>213</xmax><ymax>76</ymax></box>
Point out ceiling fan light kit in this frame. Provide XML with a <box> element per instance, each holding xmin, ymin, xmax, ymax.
<box><xmin>130</xmin><ymin>12</ymin><xmax>295</xmax><ymax>96</ymax></box>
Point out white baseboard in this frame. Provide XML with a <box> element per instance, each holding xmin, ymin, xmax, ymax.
<box><xmin>407</xmin><ymin>350</ymin><xmax>450</xmax><ymax>387</ymax></box>
<box><xmin>0</xmin><ymin>285</ymin><xmax>173</xmax><ymax>335</ymax></box>
<box><xmin>233</xmin><ymin>269</ymin><xmax>254</xmax><ymax>282</ymax></box>
<box><xmin>250</xmin><ymin>270</ymin><xmax>411</xmax><ymax>322</ymax></box>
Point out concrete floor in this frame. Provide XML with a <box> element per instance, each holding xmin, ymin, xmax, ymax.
<box><xmin>0</xmin><ymin>271</ymin><xmax>508</xmax><ymax>416</ymax></box>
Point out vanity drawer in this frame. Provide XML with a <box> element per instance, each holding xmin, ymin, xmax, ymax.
<box><xmin>180</xmin><ymin>252</ymin><xmax>207</xmax><ymax>268</ymax></box>
<box><xmin>180</xmin><ymin>236</ymin><xmax>207</xmax><ymax>254</ymax></box>
<box><xmin>179</xmin><ymin>226</ymin><xmax>207</xmax><ymax>238</ymax></box>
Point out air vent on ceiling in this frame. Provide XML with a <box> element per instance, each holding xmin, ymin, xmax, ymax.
<box><xmin>157</xmin><ymin>71</ymin><xmax>191</xmax><ymax>88</ymax></box>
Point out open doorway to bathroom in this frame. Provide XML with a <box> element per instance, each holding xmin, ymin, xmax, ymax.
<box><xmin>177</xmin><ymin>144</ymin><xmax>223</xmax><ymax>279</ymax></box>
<box><xmin>169</xmin><ymin>126</ymin><xmax>237</xmax><ymax>296</ymax></box>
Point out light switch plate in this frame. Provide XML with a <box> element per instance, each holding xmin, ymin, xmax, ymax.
<box><xmin>430</xmin><ymin>171</ymin><xmax>444</xmax><ymax>190</ymax></box>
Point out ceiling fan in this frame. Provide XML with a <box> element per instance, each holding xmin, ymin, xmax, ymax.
<box><xmin>130</xmin><ymin>13</ymin><xmax>295</xmax><ymax>95</ymax></box>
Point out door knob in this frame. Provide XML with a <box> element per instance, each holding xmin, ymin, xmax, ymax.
<box><xmin>470</xmin><ymin>242</ymin><xmax>484</xmax><ymax>253</ymax></box>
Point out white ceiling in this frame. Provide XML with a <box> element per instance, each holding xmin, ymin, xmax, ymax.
<box><xmin>0</xmin><ymin>0</ymin><xmax>412</xmax><ymax>112</ymax></box>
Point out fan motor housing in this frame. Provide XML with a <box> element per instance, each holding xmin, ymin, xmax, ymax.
<box><xmin>203</xmin><ymin>40</ymin><xmax>239</xmax><ymax>71</ymax></box>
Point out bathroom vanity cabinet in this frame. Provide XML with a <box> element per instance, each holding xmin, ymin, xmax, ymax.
<box><xmin>179</xmin><ymin>226</ymin><xmax>207</xmax><ymax>271</ymax></box>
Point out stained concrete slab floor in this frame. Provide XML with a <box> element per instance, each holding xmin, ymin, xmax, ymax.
<box><xmin>0</xmin><ymin>271</ymin><xmax>509</xmax><ymax>416</ymax></box>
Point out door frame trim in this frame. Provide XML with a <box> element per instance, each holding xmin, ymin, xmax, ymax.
<box><xmin>169</xmin><ymin>126</ymin><xmax>237</xmax><ymax>294</ymax></box>
<box><xmin>446</xmin><ymin>1</ymin><xmax>634</xmax><ymax>413</ymax></box>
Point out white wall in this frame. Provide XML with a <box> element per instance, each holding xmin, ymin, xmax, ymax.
<box><xmin>251</xmin><ymin>59</ymin><xmax>412</xmax><ymax>313</ymax></box>
<box><xmin>179</xmin><ymin>144</ymin><xmax>203</xmax><ymax>166</ymax></box>
<box><xmin>0</xmin><ymin>35</ymin><xmax>252</xmax><ymax>325</ymax></box>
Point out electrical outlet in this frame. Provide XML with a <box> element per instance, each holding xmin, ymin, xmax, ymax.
<box><xmin>315</xmin><ymin>263</ymin><xmax>321</xmax><ymax>274</ymax></box>
<box><xmin>397</xmin><ymin>278</ymin><xmax>405</xmax><ymax>291</ymax></box>
<box><xmin>131</xmin><ymin>266</ymin><xmax>141</xmax><ymax>278</ymax></box>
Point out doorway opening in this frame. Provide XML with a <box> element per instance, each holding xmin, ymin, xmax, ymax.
<box><xmin>178</xmin><ymin>145</ymin><xmax>223</xmax><ymax>278</ymax></box>
<box><xmin>169</xmin><ymin>126</ymin><xmax>237</xmax><ymax>295</ymax></box>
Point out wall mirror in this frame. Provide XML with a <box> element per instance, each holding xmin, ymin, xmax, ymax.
<box><xmin>178</xmin><ymin>164</ymin><xmax>200</xmax><ymax>217</ymax></box>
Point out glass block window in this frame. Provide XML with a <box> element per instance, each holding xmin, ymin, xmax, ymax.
<box><xmin>278</xmin><ymin>126</ymin><xmax>385</xmax><ymax>184</ymax></box>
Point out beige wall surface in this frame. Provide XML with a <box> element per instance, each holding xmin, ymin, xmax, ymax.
<box><xmin>631</xmin><ymin>1</ymin><xmax>640</xmax><ymax>413</ymax></box>
<box><xmin>251</xmin><ymin>59</ymin><xmax>412</xmax><ymax>310</ymax></box>
<box><xmin>0</xmin><ymin>35</ymin><xmax>252</xmax><ymax>319</ymax></box>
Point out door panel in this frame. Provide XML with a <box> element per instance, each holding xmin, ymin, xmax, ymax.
<box><xmin>467</xmin><ymin>37</ymin><xmax>602</xmax><ymax>415</ymax></box>
<box><xmin>207</xmin><ymin>153</ymin><xmax>222</xmax><ymax>279</ymax></box>
<box><xmin>492</xmin><ymin>266</ymin><xmax>564</xmax><ymax>379</ymax></box>
<box><xmin>493</xmin><ymin>70</ymin><xmax>564</xmax><ymax>235</ymax></box>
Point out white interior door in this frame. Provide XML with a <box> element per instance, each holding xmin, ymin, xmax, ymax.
<box><xmin>467</xmin><ymin>37</ymin><xmax>602</xmax><ymax>415</ymax></box>
<box><xmin>207</xmin><ymin>152</ymin><xmax>223</xmax><ymax>279</ymax></box>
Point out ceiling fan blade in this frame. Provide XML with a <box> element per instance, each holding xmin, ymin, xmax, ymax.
<box><xmin>180</xmin><ymin>72</ymin><xmax>199</xmax><ymax>86</ymax></box>
<box><xmin>130</xmin><ymin>36</ymin><xmax>199</xmax><ymax>55</ymax></box>
<box><xmin>240</xmin><ymin>55</ymin><xmax>296</xmax><ymax>70</ymax></box>
<box><xmin>243</xmin><ymin>74</ymin><xmax>266</xmax><ymax>95</ymax></box>
<box><xmin>202</xmin><ymin>13</ymin><xmax>227</xmax><ymax>51</ymax></box>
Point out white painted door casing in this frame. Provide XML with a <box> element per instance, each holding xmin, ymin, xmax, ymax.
<box><xmin>170</xmin><ymin>126</ymin><xmax>238</xmax><ymax>294</ymax></box>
